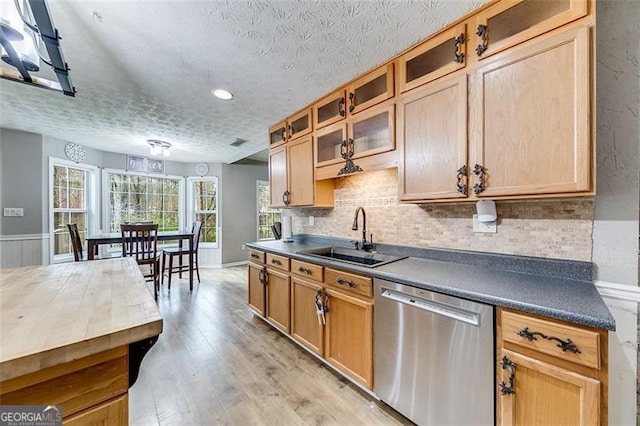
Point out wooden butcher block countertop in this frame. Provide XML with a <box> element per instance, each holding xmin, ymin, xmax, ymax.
<box><xmin>0</xmin><ymin>257</ymin><xmax>163</xmax><ymax>382</ymax></box>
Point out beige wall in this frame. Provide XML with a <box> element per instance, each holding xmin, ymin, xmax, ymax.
<box><xmin>287</xmin><ymin>168</ymin><xmax>594</xmax><ymax>261</ymax></box>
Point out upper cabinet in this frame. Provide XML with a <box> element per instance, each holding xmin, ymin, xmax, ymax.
<box><xmin>315</xmin><ymin>103</ymin><xmax>395</xmax><ymax>169</ymax></box>
<box><xmin>398</xmin><ymin>74</ymin><xmax>468</xmax><ymax>201</ymax></box>
<box><xmin>269</xmin><ymin>108</ymin><xmax>313</xmax><ymax>148</ymax></box>
<box><xmin>474</xmin><ymin>0</ymin><xmax>587</xmax><ymax>60</ymax></box>
<box><xmin>270</xmin><ymin>0</ymin><xmax>595</xmax><ymax>205</ymax></box>
<box><xmin>399</xmin><ymin>23</ymin><xmax>467</xmax><ymax>93</ymax></box>
<box><xmin>313</xmin><ymin>64</ymin><xmax>395</xmax><ymax>130</ymax></box>
<box><xmin>469</xmin><ymin>25</ymin><xmax>591</xmax><ymax>198</ymax></box>
<box><xmin>269</xmin><ymin>136</ymin><xmax>334</xmax><ymax>208</ymax></box>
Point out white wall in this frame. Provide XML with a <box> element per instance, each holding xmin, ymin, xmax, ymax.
<box><xmin>593</xmin><ymin>1</ymin><xmax>640</xmax><ymax>423</ymax></box>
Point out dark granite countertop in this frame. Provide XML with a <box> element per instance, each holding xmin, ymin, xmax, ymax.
<box><xmin>246</xmin><ymin>236</ymin><xmax>615</xmax><ymax>331</ymax></box>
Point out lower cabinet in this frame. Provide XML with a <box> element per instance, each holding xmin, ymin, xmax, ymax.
<box><xmin>65</xmin><ymin>395</ymin><xmax>128</xmax><ymax>425</ymax></box>
<box><xmin>324</xmin><ymin>287</ymin><xmax>373</xmax><ymax>389</ymax></box>
<box><xmin>247</xmin><ymin>261</ymin><xmax>266</xmax><ymax>316</ymax></box>
<box><xmin>265</xmin><ymin>268</ymin><xmax>291</xmax><ymax>334</ymax></box>
<box><xmin>290</xmin><ymin>276</ymin><xmax>324</xmax><ymax>356</ymax></box>
<box><xmin>497</xmin><ymin>308</ymin><xmax>608</xmax><ymax>425</ymax></box>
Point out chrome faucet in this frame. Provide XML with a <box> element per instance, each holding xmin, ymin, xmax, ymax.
<box><xmin>352</xmin><ymin>206</ymin><xmax>373</xmax><ymax>251</ymax></box>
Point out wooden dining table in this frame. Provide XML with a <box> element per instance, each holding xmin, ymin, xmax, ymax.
<box><xmin>86</xmin><ymin>230</ymin><xmax>195</xmax><ymax>290</ymax></box>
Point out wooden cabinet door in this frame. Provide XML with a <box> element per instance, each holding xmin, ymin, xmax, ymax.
<box><xmin>324</xmin><ymin>288</ymin><xmax>373</xmax><ymax>389</ymax></box>
<box><xmin>349</xmin><ymin>102</ymin><xmax>395</xmax><ymax>161</ymax></box>
<box><xmin>314</xmin><ymin>89</ymin><xmax>347</xmax><ymax>130</ymax></box>
<box><xmin>474</xmin><ymin>0</ymin><xmax>587</xmax><ymax>60</ymax></box>
<box><xmin>268</xmin><ymin>145</ymin><xmax>288</xmax><ymax>208</ymax></box>
<box><xmin>498</xmin><ymin>349</ymin><xmax>600</xmax><ymax>426</ymax></box>
<box><xmin>470</xmin><ymin>25</ymin><xmax>591</xmax><ymax>198</ymax></box>
<box><xmin>247</xmin><ymin>262</ymin><xmax>266</xmax><ymax>316</ymax></box>
<box><xmin>399</xmin><ymin>23</ymin><xmax>467</xmax><ymax>93</ymax></box>
<box><xmin>266</xmin><ymin>268</ymin><xmax>291</xmax><ymax>334</ymax></box>
<box><xmin>269</xmin><ymin>120</ymin><xmax>287</xmax><ymax>148</ymax></box>
<box><xmin>346</xmin><ymin>63</ymin><xmax>394</xmax><ymax>116</ymax></box>
<box><xmin>287</xmin><ymin>136</ymin><xmax>315</xmax><ymax>206</ymax></box>
<box><xmin>398</xmin><ymin>73</ymin><xmax>468</xmax><ymax>201</ymax></box>
<box><xmin>290</xmin><ymin>277</ymin><xmax>324</xmax><ymax>356</ymax></box>
<box><xmin>288</xmin><ymin>107</ymin><xmax>313</xmax><ymax>140</ymax></box>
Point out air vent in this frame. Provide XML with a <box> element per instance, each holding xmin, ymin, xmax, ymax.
<box><xmin>231</xmin><ymin>138</ymin><xmax>248</xmax><ymax>147</ymax></box>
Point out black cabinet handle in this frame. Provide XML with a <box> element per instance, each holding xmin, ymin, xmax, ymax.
<box><xmin>517</xmin><ymin>327</ymin><xmax>581</xmax><ymax>354</ymax></box>
<box><xmin>348</xmin><ymin>92</ymin><xmax>356</xmax><ymax>113</ymax></box>
<box><xmin>473</xmin><ymin>164</ymin><xmax>486</xmax><ymax>194</ymax></box>
<box><xmin>336</xmin><ymin>277</ymin><xmax>357</xmax><ymax>289</ymax></box>
<box><xmin>454</xmin><ymin>32</ymin><xmax>465</xmax><ymax>63</ymax></box>
<box><xmin>338</xmin><ymin>97</ymin><xmax>346</xmax><ymax>117</ymax></box>
<box><xmin>258</xmin><ymin>267</ymin><xmax>268</xmax><ymax>285</ymax></box>
<box><xmin>271</xmin><ymin>258</ymin><xmax>282</xmax><ymax>266</ymax></box>
<box><xmin>250</xmin><ymin>253</ymin><xmax>260</xmax><ymax>259</ymax></box>
<box><xmin>298</xmin><ymin>266</ymin><xmax>312</xmax><ymax>275</ymax></box>
<box><xmin>499</xmin><ymin>356</ymin><xmax>516</xmax><ymax>395</ymax></box>
<box><xmin>282</xmin><ymin>190</ymin><xmax>291</xmax><ymax>206</ymax></box>
<box><xmin>456</xmin><ymin>165</ymin><xmax>467</xmax><ymax>194</ymax></box>
<box><xmin>280</xmin><ymin>128</ymin><xmax>286</xmax><ymax>142</ymax></box>
<box><xmin>476</xmin><ymin>24</ymin><xmax>488</xmax><ymax>56</ymax></box>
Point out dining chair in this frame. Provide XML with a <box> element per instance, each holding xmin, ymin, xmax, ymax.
<box><xmin>121</xmin><ymin>223</ymin><xmax>160</xmax><ymax>299</ymax></box>
<box><xmin>67</xmin><ymin>223</ymin><xmax>84</xmax><ymax>261</ymax></box>
<box><xmin>161</xmin><ymin>221</ymin><xmax>202</xmax><ymax>289</ymax></box>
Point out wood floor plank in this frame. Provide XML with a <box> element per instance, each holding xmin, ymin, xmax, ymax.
<box><xmin>129</xmin><ymin>266</ymin><xmax>410</xmax><ymax>426</ymax></box>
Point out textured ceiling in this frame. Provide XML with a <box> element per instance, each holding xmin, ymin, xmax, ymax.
<box><xmin>0</xmin><ymin>0</ymin><xmax>487</xmax><ymax>163</ymax></box>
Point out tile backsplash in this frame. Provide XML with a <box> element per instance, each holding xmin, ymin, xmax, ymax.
<box><xmin>286</xmin><ymin>169</ymin><xmax>594</xmax><ymax>261</ymax></box>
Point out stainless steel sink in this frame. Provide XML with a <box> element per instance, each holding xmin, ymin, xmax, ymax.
<box><xmin>297</xmin><ymin>247</ymin><xmax>406</xmax><ymax>268</ymax></box>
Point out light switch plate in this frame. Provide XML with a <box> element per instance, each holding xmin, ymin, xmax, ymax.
<box><xmin>473</xmin><ymin>214</ymin><xmax>497</xmax><ymax>233</ymax></box>
<box><xmin>15</xmin><ymin>208</ymin><xmax>23</xmax><ymax>217</ymax></box>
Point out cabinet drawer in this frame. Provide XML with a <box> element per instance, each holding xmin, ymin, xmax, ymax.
<box><xmin>64</xmin><ymin>394</ymin><xmax>128</xmax><ymax>425</ymax></box>
<box><xmin>325</xmin><ymin>268</ymin><xmax>372</xmax><ymax>298</ymax></box>
<box><xmin>291</xmin><ymin>259</ymin><xmax>323</xmax><ymax>282</ymax></box>
<box><xmin>501</xmin><ymin>309</ymin><xmax>600</xmax><ymax>369</ymax></box>
<box><xmin>247</xmin><ymin>249</ymin><xmax>265</xmax><ymax>263</ymax></box>
<box><xmin>266</xmin><ymin>253</ymin><xmax>290</xmax><ymax>271</ymax></box>
<box><xmin>0</xmin><ymin>347</ymin><xmax>128</xmax><ymax>418</ymax></box>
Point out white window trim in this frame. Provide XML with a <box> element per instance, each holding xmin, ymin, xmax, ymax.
<box><xmin>48</xmin><ymin>157</ymin><xmax>99</xmax><ymax>264</ymax></box>
<box><xmin>257</xmin><ymin>180</ymin><xmax>278</xmax><ymax>241</ymax></box>
<box><xmin>102</xmin><ymin>168</ymin><xmax>186</xmax><ymax>234</ymax></box>
<box><xmin>187</xmin><ymin>176</ymin><xmax>219</xmax><ymax>249</ymax></box>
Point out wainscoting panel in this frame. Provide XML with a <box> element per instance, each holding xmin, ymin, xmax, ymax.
<box><xmin>0</xmin><ymin>234</ymin><xmax>49</xmax><ymax>268</ymax></box>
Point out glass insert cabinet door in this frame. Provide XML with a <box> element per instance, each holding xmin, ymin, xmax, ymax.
<box><xmin>474</xmin><ymin>0</ymin><xmax>586</xmax><ymax>60</ymax></box>
<box><xmin>314</xmin><ymin>103</ymin><xmax>395</xmax><ymax>167</ymax></box>
<box><xmin>346</xmin><ymin>63</ymin><xmax>394</xmax><ymax>116</ymax></box>
<box><xmin>349</xmin><ymin>103</ymin><xmax>395</xmax><ymax>160</ymax></box>
<box><xmin>315</xmin><ymin>123</ymin><xmax>347</xmax><ymax>167</ymax></box>
<box><xmin>399</xmin><ymin>23</ymin><xmax>467</xmax><ymax>93</ymax></box>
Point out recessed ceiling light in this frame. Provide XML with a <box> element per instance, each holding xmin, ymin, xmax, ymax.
<box><xmin>212</xmin><ymin>89</ymin><xmax>234</xmax><ymax>100</ymax></box>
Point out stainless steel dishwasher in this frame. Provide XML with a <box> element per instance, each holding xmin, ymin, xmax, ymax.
<box><xmin>374</xmin><ymin>278</ymin><xmax>494</xmax><ymax>425</ymax></box>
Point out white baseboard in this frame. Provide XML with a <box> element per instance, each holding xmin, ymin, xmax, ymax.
<box><xmin>595</xmin><ymin>280</ymin><xmax>640</xmax><ymax>303</ymax></box>
<box><xmin>0</xmin><ymin>233</ymin><xmax>49</xmax><ymax>241</ymax></box>
<box><xmin>202</xmin><ymin>260</ymin><xmax>248</xmax><ymax>269</ymax></box>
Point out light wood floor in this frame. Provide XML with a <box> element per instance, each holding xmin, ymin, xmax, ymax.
<box><xmin>129</xmin><ymin>266</ymin><xmax>411</xmax><ymax>426</ymax></box>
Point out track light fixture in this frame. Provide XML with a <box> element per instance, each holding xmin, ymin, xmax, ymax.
<box><xmin>0</xmin><ymin>0</ymin><xmax>75</xmax><ymax>96</ymax></box>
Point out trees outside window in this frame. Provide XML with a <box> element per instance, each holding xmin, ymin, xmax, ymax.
<box><xmin>257</xmin><ymin>180</ymin><xmax>281</xmax><ymax>240</ymax></box>
<box><xmin>52</xmin><ymin>165</ymin><xmax>88</xmax><ymax>257</ymax></box>
<box><xmin>189</xmin><ymin>178</ymin><xmax>218</xmax><ymax>244</ymax></box>
<box><xmin>107</xmin><ymin>172</ymin><xmax>182</xmax><ymax>232</ymax></box>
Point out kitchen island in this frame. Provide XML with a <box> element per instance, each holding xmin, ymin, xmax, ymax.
<box><xmin>0</xmin><ymin>257</ymin><xmax>163</xmax><ymax>424</ymax></box>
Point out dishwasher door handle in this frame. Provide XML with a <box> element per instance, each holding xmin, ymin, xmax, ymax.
<box><xmin>381</xmin><ymin>287</ymin><xmax>481</xmax><ymax>326</ymax></box>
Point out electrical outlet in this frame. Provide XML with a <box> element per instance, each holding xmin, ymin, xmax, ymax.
<box><xmin>15</xmin><ymin>208</ymin><xmax>23</xmax><ymax>217</ymax></box>
<box><xmin>308</xmin><ymin>216</ymin><xmax>314</xmax><ymax>226</ymax></box>
<box><xmin>473</xmin><ymin>214</ymin><xmax>497</xmax><ymax>233</ymax></box>
<box><xmin>241</xmin><ymin>244</ymin><xmax>246</xmax><ymax>250</ymax></box>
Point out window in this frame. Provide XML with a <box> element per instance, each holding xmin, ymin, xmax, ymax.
<box><xmin>257</xmin><ymin>180</ymin><xmax>281</xmax><ymax>240</ymax></box>
<box><xmin>188</xmin><ymin>177</ymin><xmax>218</xmax><ymax>245</ymax></box>
<box><xmin>105</xmin><ymin>171</ymin><xmax>184</xmax><ymax>233</ymax></box>
<box><xmin>50</xmin><ymin>159</ymin><xmax>97</xmax><ymax>261</ymax></box>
